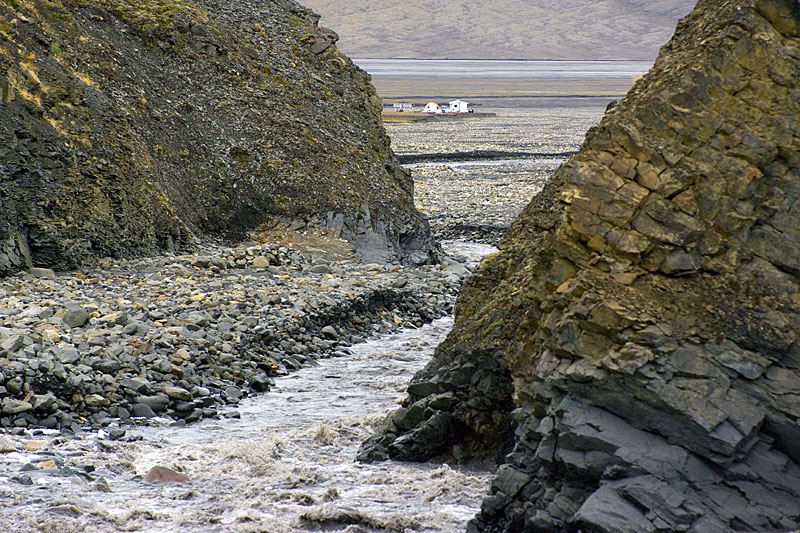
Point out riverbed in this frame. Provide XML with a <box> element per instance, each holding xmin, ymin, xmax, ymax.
<box><xmin>391</xmin><ymin>100</ymin><xmax>609</xmax><ymax>244</ymax></box>
<box><xmin>0</xmin><ymin>314</ymin><xmax>493</xmax><ymax>532</ymax></box>
<box><xmin>0</xmin><ymin>98</ymin><xmax>608</xmax><ymax>532</ymax></box>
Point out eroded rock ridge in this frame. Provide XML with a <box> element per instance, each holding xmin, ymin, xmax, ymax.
<box><xmin>0</xmin><ymin>0</ymin><xmax>438</xmax><ymax>275</ymax></box>
<box><xmin>361</xmin><ymin>0</ymin><xmax>800</xmax><ymax>530</ymax></box>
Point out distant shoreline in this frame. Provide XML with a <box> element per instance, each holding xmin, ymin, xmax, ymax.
<box><xmin>353</xmin><ymin>57</ymin><xmax>655</xmax><ymax>63</ymax></box>
<box><xmin>354</xmin><ymin>59</ymin><xmax>651</xmax><ymax>78</ymax></box>
<box><xmin>381</xmin><ymin>94</ymin><xmax>624</xmax><ymax>100</ymax></box>
<box><xmin>357</xmin><ymin>59</ymin><xmax>644</xmax><ymax>105</ymax></box>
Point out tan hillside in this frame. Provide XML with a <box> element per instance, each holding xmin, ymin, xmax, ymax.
<box><xmin>300</xmin><ymin>0</ymin><xmax>696</xmax><ymax>60</ymax></box>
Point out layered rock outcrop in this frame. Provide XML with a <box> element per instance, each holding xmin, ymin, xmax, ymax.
<box><xmin>361</xmin><ymin>0</ymin><xmax>800</xmax><ymax>530</ymax></box>
<box><xmin>0</xmin><ymin>0</ymin><xmax>437</xmax><ymax>275</ymax></box>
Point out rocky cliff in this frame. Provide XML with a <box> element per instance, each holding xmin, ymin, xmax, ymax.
<box><xmin>361</xmin><ymin>0</ymin><xmax>800</xmax><ymax>530</ymax></box>
<box><xmin>0</xmin><ymin>0</ymin><xmax>438</xmax><ymax>276</ymax></box>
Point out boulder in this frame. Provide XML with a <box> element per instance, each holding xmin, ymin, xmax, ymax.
<box><xmin>62</xmin><ymin>310</ymin><xmax>89</xmax><ymax>329</ymax></box>
<box><xmin>0</xmin><ymin>336</ymin><xmax>24</xmax><ymax>353</ymax></box>
<box><xmin>251</xmin><ymin>256</ymin><xmax>270</xmax><ymax>269</ymax></box>
<box><xmin>28</xmin><ymin>267</ymin><xmax>55</xmax><ymax>279</ymax></box>
<box><xmin>163</xmin><ymin>386</ymin><xmax>192</xmax><ymax>402</ymax></box>
<box><xmin>1</xmin><ymin>399</ymin><xmax>32</xmax><ymax>416</ymax></box>
<box><xmin>131</xmin><ymin>403</ymin><xmax>157</xmax><ymax>418</ymax></box>
<box><xmin>136</xmin><ymin>395</ymin><xmax>169</xmax><ymax>413</ymax></box>
<box><xmin>143</xmin><ymin>466</ymin><xmax>190</xmax><ymax>483</ymax></box>
<box><xmin>363</xmin><ymin>1</ymin><xmax>800</xmax><ymax>531</ymax></box>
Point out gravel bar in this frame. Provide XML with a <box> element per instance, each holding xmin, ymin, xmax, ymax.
<box><xmin>0</xmin><ymin>242</ymin><xmax>473</xmax><ymax>434</ymax></box>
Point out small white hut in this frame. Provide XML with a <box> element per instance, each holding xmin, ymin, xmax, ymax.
<box><xmin>448</xmin><ymin>100</ymin><xmax>470</xmax><ymax>113</ymax></box>
<box><xmin>422</xmin><ymin>101</ymin><xmax>443</xmax><ymax>114</ymax></box>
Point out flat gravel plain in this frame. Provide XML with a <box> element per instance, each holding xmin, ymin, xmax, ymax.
<box><xmin>387</xmin><ymin>101</ymin><xmax>610</xmax><ymax>242</ymax></box>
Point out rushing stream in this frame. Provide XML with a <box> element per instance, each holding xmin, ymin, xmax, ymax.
<box><xmin>0</xmin><ymin>242</ymin><xmax>497</xmax><ymax>533</ymax></box>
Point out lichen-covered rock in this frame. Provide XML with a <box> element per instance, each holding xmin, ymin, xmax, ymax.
<box><xmin>0</xmin><ymin>0</ymin><xmax>438</xmax><ymax>275</ymax></box>
<box><xmin>361</xmin><ymin>0</ymin><xmax>800</xmax><ymax>530</ymax></box>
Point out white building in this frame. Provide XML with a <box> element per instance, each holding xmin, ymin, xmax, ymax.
<box><xmin>448</xmin><ymin>100</ymin><xmax>470</xmax><ymax>113</ymax></box>
<box><xmin>422</xmin><ymin>101</ymin><xmax>443</xmax><ymax>114</ymax></box>
<box><xmin>393</xmin><ymin>102</ymin><xmax>414</xmax><ymax>112</ymax></box>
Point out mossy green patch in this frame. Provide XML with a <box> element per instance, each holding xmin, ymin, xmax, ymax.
<box><xmin>2</xmin><ymin>0</ymin><xmax>24</xmax><ymax>11</ymax></box>
<box><xmin>73</xmin><ymin>0</ymin><xmax>208</xmax><ymax>32</ymax></box>
<box><xmin>41</xmin><ymin>0</ymin><xmax>72</xmax><ymax>21</ymax></box>
<box><xmin>288</xmin><ymin>15</ymin><xmax>305</xmax><ymax>28</ymax></box>
<box><xmin>49</xmin><ymin>42</ymin><xmax>62</xmax><ymax>58</ymax></box>
<box><xmin>482</xmin><ymin>320</ymin><xmax>504</xmax><ymax>338</ymax></box>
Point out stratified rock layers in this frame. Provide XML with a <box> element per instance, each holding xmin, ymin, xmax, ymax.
<box><xmin>361</xmin><ymin>0</ymin><xmax>800</xmax><ymax>530</ymax></box>
<box><xmin>0</xmin><ymin>0</ymin><xmax>437</xmax><ymax>275</ymax></box>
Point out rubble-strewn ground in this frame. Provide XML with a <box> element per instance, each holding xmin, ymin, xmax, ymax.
<box><xmin>0</xmin><ymin>239</ymin><xmax>470</xmax><ymax>432</ymax></box>
<box><xmin>388</xmin><ymin>101</ymin><xmax>610</xmax><ymax>243</ymax></box>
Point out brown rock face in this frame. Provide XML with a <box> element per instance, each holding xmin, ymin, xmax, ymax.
<box><xmin>361</xmin><ymin>0</ymin><xmax>800</xmax><ymax>530</ymax></box>
<box><xmin>0</xmin><ymin>0</ymin><xmax>438</xmax><ymax>275</ymax></box>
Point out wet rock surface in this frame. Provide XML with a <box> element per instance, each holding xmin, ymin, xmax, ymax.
<box><xmin>0</xmin><ymin>0</ymin><xmax>437</xmax><ymax>275</ymax></box>
<box><xmin>364</xmin><ymin>0</ymin><xmax>800</xmax><ymax>531</ymax></box>
<box><xmin>0</xmin><ymin>241</ymin><xmax>469</xmax><ymax>433</ymax></box>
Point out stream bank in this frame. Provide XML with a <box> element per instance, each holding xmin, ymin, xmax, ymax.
<box><xmin>0</xmin><ymin>242</ymin><xmax>497</xmax><ymax>533</ymax></box>
<box><xmin>0</xmin><ymin>316</ymin><xmax>494</xmax><ymax>532</ymax></box>
<box><xmin>0</xmin><ymin>240</ymin><xmax>472</xmax><ymax>433</ymax></box>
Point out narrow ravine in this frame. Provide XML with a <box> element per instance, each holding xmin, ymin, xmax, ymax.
<box><xmin>0</xmin><ymin>243</ymin><xmax>497</xmax><ymax>533</ymax></box>
<box><xmin>1</xmin><ymin>100</ymin><xmax>610</xmax><ymax>532</ymax></box>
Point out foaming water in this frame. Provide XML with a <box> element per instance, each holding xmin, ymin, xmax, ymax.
<box><xmin>441</xmin><ymin>241</ymin><xmax>498</xmax><ymax>268</ymax></box>
<box><xmin>0</xmin><ymin>299</ymin><xmax>492</xmax><ymax>532</ymax></box>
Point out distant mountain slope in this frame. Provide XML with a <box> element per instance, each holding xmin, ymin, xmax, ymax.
<box><xmin>300</xmin><ymin>0</ymin><xmax>696</xmax><ymax>59</ymax></box>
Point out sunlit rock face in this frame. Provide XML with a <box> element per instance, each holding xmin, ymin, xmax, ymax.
<box><xmin>361</xmin><ymin>0</ymin><xmax>800</xmax><ymax>530</ymax></box>
<box><xmin>0</xmin><ymin>0</ymin><xmax>438</xmax><ymax>275</ymax></box>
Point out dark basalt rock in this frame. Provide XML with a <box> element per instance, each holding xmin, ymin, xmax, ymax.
<box><xmin>0</xmin><ymin>0</ymin><xmax>438</xmax><ymax>276</ymax></box>
<box><xmin>361</xmin><ymin>0</ymin><xmax>800</xmax><ymax>531</ymax></box>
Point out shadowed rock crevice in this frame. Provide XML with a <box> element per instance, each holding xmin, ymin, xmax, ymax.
<box><xmin>0</xmin><ymin>0</ymin><xmax>439</xmax><ymax>275</ymax></box>
<box><xmin>361</xmin><ymin>0</ymin><xmax>800</xmax><ymax>530</ymax></box>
